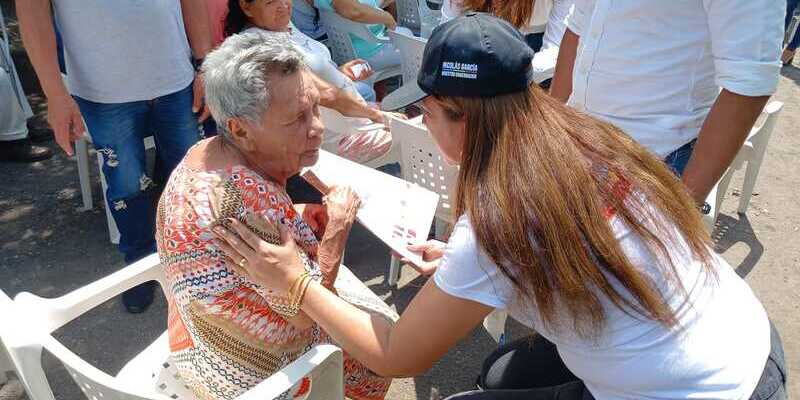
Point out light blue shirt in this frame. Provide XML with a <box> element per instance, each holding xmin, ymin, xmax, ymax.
<box><xmin>314</xmin><ymin>0</ymin><xmax>386</xmax><ymax>59</ymax></box>
<box><xmin>291</xmin><ymin>0</ymin><xmax>327</xmax><ymax>40</ymax></box>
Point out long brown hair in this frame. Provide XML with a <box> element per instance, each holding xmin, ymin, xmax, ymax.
<box><xmin>436</xmin><ymin>84</ymin><xmax>715</xmax><ymax>338</ymax></box>
<box><xmin>460</xmin><ymin>0</ymin><xmax>534</xmax><ymax>30</ymax></box>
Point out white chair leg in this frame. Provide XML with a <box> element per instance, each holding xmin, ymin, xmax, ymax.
<box><xmin>75</xmin><ymin>137</ymin><xmax>93</xmax><ymax>211</ymax></box>
<box><xmin>388</xmin><ymin>256</ymin><xmax>401</xmax><ymax>287</ymax></box>
<box><xmin>96</xmin><ymin>151</ymin><xmax>120</xmax><ymax>244</ymax></box>
<box><xmin>737</xmin><ymin>159</ymin><xmax>763</xmax><ymax>215</ymax></box>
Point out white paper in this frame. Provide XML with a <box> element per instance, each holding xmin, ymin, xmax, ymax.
<box><xmin>302</xmin><ymin>150</ymin><xmax>440</xmax><ymax>266</ymax></box>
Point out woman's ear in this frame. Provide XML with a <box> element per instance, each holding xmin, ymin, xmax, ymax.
<box><xmin>239</xmin><ymin>0</ymin><xmax>254</xmax><ymax>18</ymax></box>
<box><xmin>227</xmin><ymin>118</ymin><xmax>256</xmax><ymax>152</ymax></box>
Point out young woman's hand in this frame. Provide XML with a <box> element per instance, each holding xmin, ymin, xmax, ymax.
<box><xmin>213</xmin><ymin>218</ymin><xmax>305</xmax><ymax>292</ymax></box>
<box><xmin>399</xmin><ymin>239</ymin><xmax>446</xmax><ymax>276</ymax></box>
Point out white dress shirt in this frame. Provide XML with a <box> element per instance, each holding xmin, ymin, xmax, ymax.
<box><xmin>566</xmin><ymin>0</ymin><xmax>784</xmax><ymax>158</ymax></box>
<box><xmin>532</xmin><ymin>0</ymin><xmax>575</xmax><ymax>82</ymax></box>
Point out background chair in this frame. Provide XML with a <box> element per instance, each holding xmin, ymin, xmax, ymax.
<box><xmin>418</xmin><ymin>0</ymin><xmax>442</xmax><ymax>38</ymax></box>
<box><xmin>12</xmin><ymin>254</ymin><xmax>346</xmax><ymax>400</ymax></box>
<box><xmin>382</xmin><ymin>31</ymin><xmax>427</xmax><ymax>111</ymax></box>
<box><xmin>395</xmin><ymin>0</ymin><xmax>422</xmax><ymax>35</ymax></box>
<box><xmin>394</xmin><ymin>0</ymin><xmax>442</xmax><ymax>38</ymax></box>
<box><xmin>703</xmin><ymin>101</ymin><xmax>783</xmax><ymax>231</ymax></box>
<box><xmin>387</xmin><ymin>115</ymin><xmax>456</xmax><ymax>286</ymax></box>
<box><xmin>387</xmin><ymin>116</ymin><xmax>510</xmax><ymax>342</ymax></box>
<box><xmin>318</xmin><ymin>10</ymin><xmax>402</xmax><ymax>83</ymax></box>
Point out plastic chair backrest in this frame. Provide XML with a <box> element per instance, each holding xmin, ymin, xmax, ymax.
<box><xmin>318</xmin><ymin>10</ymin><xmax>379</xmax><ymax>65</ymax></box>
<box><xmin>418</xmin><ymin>0</ymin><xmax>442</xmax><ymax>38</ymax></box>
<box><xmin>390</xmin><ymin>116</ymin><xmax>458</xmax><ymax>223</ymax></box>
<box><xmin>395</xmin><ymin>0</ymin><xmax>421</xmax><ymax>32</ymax></box>
<box><xmin>387</xmin><ymin>30</ymin><xmax>427</xmax><ymax>84</ymax></box>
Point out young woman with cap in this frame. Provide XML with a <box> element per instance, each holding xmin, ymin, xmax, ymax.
<box><xmin>212</xmin><ymin>13</ymin><xmax>786</xmax><ymax>400</ymax></box>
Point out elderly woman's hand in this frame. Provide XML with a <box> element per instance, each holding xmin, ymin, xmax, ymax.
<box><xmin>323</xmin><ymin>186</ymin><xmax>361</xmax><ymax>230</ymax></box>
<box><xmin>213</xmin><ymin>218</ymin><xmax>305</xmax><ymax>293</ymax></box>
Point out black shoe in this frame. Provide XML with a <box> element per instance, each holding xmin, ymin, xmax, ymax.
<box><xmin>0</xmin><ymin>139</ymin><xmax>53</xmax><ymax>163</ymax></box>
<box><xmin>27</xmin><ymin>124</ymin><xmax>54</xmax><ymax>143</ymax></box>
<box><xmin>122</xmin><ymin>281</ymin><xmax>156</xmax><ymax>313</ymax></box>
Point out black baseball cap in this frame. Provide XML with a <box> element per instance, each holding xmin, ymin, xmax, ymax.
<box><xmin>382</xmin><ymin>12</ymin><xmax>535</xmax><ymax>111</ymax></box>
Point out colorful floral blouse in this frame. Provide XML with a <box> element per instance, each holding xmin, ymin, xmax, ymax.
<box><xmin>156</xmin><ymin>162</ymin><xmax>397</xmax><ymax>400</ymax></box>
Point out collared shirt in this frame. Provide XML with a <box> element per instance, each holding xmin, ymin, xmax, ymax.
<box><xmin>566</xmin><ymin>0</ymin><xmax>783</xmax><ymax>157</ymax></box>
<box><xmin>532</xmin><ymin>0</ymin><xmax>575</xmax><ymax>83</ymax></box>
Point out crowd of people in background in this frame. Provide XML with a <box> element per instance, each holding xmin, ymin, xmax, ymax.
<box><xmin>1</xmin><ymin>0</ymin><xmax>796</xmax><ymax>399</ymax></box>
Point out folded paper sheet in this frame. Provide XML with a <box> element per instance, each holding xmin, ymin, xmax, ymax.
<box><xmin>302</xmin><ymin>150</ymin><xmax>440</xmax><ymax>266</ymax></box>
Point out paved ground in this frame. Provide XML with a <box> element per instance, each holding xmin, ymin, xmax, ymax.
<box><xmin>1</xmin><ymin>1</ymin><xmax>797</xmax><ymax>399</ymax></box>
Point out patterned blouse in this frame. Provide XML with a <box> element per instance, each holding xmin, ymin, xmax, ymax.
<box><xmin>156</xmin><ymin>161</ymin><xmax>397</xmax><ymax>400</ymax></box>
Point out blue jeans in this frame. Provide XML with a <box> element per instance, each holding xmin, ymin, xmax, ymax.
<box><xmin>787</xmin><ymin>0</ymin><xmax>800</xmax><ymax>51</ymax></box>
<box><xmin>664</xmin><ymin>139</ymin><xmax>697</xmax><ymax>177</ymax></box>
<box><xmin>74</xmin><ymin>83</ymin><xmax>200</xmax><ymax>264</ymax></box>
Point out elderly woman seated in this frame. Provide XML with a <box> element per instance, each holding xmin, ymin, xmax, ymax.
<box><xmin>155</xmin><ymin>31</ymin><xmax>397</xmax><ymax>400</ymax></box>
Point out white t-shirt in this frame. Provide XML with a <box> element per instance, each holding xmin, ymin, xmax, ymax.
<box><xmin>53</xmin><ymin>0</ymin><xmax>195</xmax><ymax>103</ymax></box>
<box><xmin>434</xmin><ymin>214</ymin><xmax>770</xmax><ymax>400</ymax></box>
<box><xmin>441</xmin><ymin>0</ymin><xmax>552</xmax><ymax>34</ymax></box>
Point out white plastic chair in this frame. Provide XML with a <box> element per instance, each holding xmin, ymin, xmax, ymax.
<box><xmin>394</xmin><ymin>0</ymin><xmax>441</xmax><ymax>38</ymax></box>
<box><xmin>418</xmin><ymin>0</ymin><xmax>442</xmax><ymax>38</ymax></box>
<box><xmin>1</xmin><ymin>289</ymin><xmax>52</xmax><ymax>400</ymax></box>
<box><xmin>387</xmin><ymin>116</ymin><xmax>508</xmax><ymax>342</ymax></box>
<box><xmin>12</xmin><ymin>254</ymin><xmax>345</xmax><ymax>400</ymax></box>
<box><xmin>384</xmin><ymin>116</ymin><xmax>456</xmax><ymax>286</ymax></box>
<box><xmin>0</xmin><ymin>291</ymin><xmax>19</xmax><ymax>389</ymax></box>
<box><xmin>319</xmin><ymin>106</ymin><xmax>401</xmax><ymax>169</ymax></box>
<box><xmin>382</xmin><ymin>30</ymin><xmax>427</xmax><ymax>111</ymax></box>
<box><xmin>395</xmin><ymin>0</ymin><xmax>422</xmax><ymax>34</ymax></box>
<box><xmin>317</xmin><ymin>10</ymin><xmax>402</xmax><ymax>83</ymax></box>
<box><xmin>703</xmin><ymin>101</ymin><xmax>783</xmax><ymax>231</ymax></box>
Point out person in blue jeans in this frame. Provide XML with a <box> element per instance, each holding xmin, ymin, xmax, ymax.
<box><xmin>784</xmin><ymin>0</ymin><xmax>800</xmax><ymax>65</ymax></box>
<box><xmin>17</xmin><ymin>0</ymin><xmax>213</xmax><ymax>312</ymax></box>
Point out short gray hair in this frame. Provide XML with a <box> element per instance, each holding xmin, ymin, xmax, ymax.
<box><xmin>202</xmin><ymin>31</ymin><xmax>306</xmax><ymax>138</ymax></box>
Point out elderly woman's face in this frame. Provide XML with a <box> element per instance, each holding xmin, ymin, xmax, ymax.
<box><xmin>241</xmin><ymin>0</ymin><xmax>293</xmax><ymax>31</ymax></box>
<box><xmin>239</xmin><ymin>70</ymin><xmax>324</xmax><ymax>175</ymax></box>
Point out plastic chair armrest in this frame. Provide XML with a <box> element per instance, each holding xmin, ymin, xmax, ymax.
<box><xmin>235</xmin><ymin>345</ymin><xmax>344</xmax><ymax>400</ymax></box>
<box><xmin>14</xmin><ymin>254</ymin><xmax>164</xmax><ymax>332</ymax></box>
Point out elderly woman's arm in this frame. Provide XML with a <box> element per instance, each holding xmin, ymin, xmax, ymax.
<box><xmin>316</xmin><ymin>186</ymin><xmax>361</xmax><ymax>287</ymax></box>
<box><xmin>309</xmin><ymin>71</ymin><xmax>385</xmax><ymax>123</ymax></box>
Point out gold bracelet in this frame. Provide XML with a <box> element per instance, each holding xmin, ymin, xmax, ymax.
<box><xmin>288</xmin><ymin>271</ymin><xmax>310</xmax><ymax>300</ymax></box>
<box><xmin>270</xmin><ymin>271</ymin><xmax>310</xmax><ymax>318</ymax></box>
<box><xmin>292</xmin><ymin>274</ymin><xmax>313</xmax><ymax>311</ymax></box>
